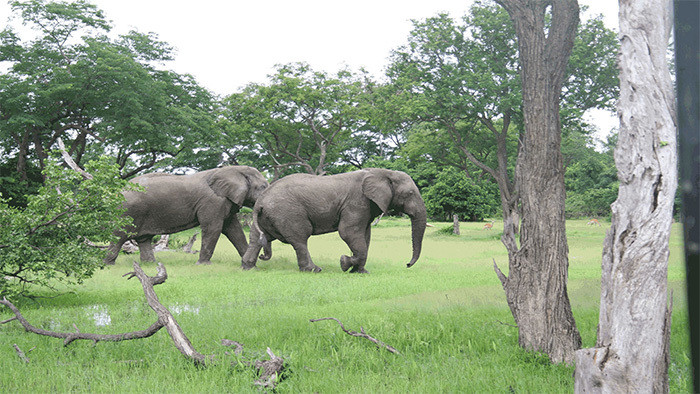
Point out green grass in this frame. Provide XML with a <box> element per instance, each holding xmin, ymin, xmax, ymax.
<box><xmin>0</xmin><ymin>219</ymin><xmax>691</xmax><ymax>392</ymax></box>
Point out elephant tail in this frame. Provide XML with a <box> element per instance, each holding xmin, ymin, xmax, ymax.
<box><xmin>252</xmin><ymin>206</ymin><xmax>272</xmax><ymax>261</ymax></box>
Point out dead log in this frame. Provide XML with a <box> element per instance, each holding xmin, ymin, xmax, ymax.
<box><xmin>121</xmin><ymin>240</ymin><xmax>139</xmax><ymax>254</ymax></box>
<box><xmin>153</xmin><ymin>235</ymin><xmax>169</xmax><ymax>252</ymax></box>
<box><xmin>310</xmin><ymin>317</ymin><xmax>400</xmax><ymax>355</ymax></box>
<box><xmin>254</xmin><ymin>348</ymin><xmax>286</xmax><ymax>389</ymax></box>
<box><xmin>182</xmin><ymin>232</ymin><xmax>199</xmax><ymax>254</ymax></box>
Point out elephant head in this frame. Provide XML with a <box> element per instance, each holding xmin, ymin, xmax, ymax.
<box><xmin>206</xmin><ymin>166</ymin><xmax>268</xmax><ymax>210</ymax></box>
<box><xmin>362</xmin><ymin>169</ymin><xmax>427</xmax><ymax>268</ymax></box>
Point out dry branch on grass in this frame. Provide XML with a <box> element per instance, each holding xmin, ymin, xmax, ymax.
<box><xmin>13</xmin><ymin>344</ymin><xmax>33</xmax><ymax>363</ymax></box>
<box><xmin>310</xmin><ymin>317</ymin><xmax>401</xmax><ymax>355</ymax></box>
<box><xmin>1</xmin><ymin>261</ymin><xmax>287</xmax><ymax>388</ymax></box>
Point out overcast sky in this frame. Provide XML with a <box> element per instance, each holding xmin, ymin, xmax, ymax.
<box><xmin>1</xmin><ymin>0</ymin><xmax>619</xmax><ymax>134</ymax></box>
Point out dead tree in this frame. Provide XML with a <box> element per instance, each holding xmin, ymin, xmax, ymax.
<box><xmin>574</xmin><ymin>0</ymin><xmax>677</xmax><ymax>391</ymax></box>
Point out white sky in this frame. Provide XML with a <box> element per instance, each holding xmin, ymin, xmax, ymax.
<box><xmin>0</xmin><ymin>0</ymin><xmax>619</xmax><ymax>136</ymax></box>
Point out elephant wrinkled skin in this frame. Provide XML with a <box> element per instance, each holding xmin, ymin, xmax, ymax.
<box><xmin>242</xmin><ymin>168</ymin><xmax>427</xmax><ymax>273</ymax></box>
<box><xmin>104</xmin><ymin>166</ymin><xmax>269</xmax><ymax>265</ymax></box>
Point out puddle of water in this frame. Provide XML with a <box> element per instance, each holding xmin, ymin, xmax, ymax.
<box><xmin>85</xmin><ymin>305</ymin><xmax>112</xmax><ymax>327</ymax></box>
<box><xmin>169</xmin><ymin>304</ymin><xmax>200</xmax><ymax>315</ymax></box>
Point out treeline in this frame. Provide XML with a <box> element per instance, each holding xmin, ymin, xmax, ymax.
<box><xmin>1</xmin><ymin>0</ymin><xmax>620</xmax><ymax>221</ymax></box>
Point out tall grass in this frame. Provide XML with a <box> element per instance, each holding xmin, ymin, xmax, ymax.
<box><xmin>0</xmin><ymin>219</ymin><xmax>691</xmax><ymax>392</ymax></box>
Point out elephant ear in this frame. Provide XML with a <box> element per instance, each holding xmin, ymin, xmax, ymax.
<box><xmin>362</xmin><ymin>173</ymin><xmax>392</xmax><ymax>213</ymax></box>
<box><xmin>207</xmin><ymin>168</ymin><xmax>248</xmax><ymax>207</ymax></box>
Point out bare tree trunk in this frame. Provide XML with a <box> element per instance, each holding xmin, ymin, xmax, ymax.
<box><xmin>493</xmin><ymin>0</ymin><xmax>582</xmax><ymax>364</ymax></box>
<box><xmin>574</xmin><ymin>0</ymin><xmax>677</xmax><ymax>391</ymax></box>
<box><xmin>452</xmin><ymin>214</ymin><xmax>460</xmax><ymax>235</ymax></box>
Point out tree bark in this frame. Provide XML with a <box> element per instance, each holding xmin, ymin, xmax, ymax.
<box><xmin>452</xmin><ymin>214</ymin><xmax>460</xmax><ymax>235</ymax></box>
<box><xmin>574</xmin><ymin>0</ymin><xmax>677</xmax><ymax>391</ymax></box>
<box><xmin>493</xmin><ymin>0</ymin><xmax>582</xmax><ymax>364</ymax></box>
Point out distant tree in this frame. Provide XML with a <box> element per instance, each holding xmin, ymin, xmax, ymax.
<box><xmin>423</xmin><ymin>167</ymin><xmax>499</xmax><ymax>222</ymax></box>
<box><xmin>0</xmin><ymin>156</ymin><xmax>133</xmax><ymax>298</ymax></box>
<box><xmin>564</xmin><ymin>150</ymin><xmax>618</xmax><ymax>218</ymax></box>
<box><xmin>221</xmin><ymin>63</ymin><xmax>372</xmax><ymax>178</ymax></box>
<box><xmin>0</xmin><ymin>0</ymin><xmax>219</xmax><ymax>182</ymax></box>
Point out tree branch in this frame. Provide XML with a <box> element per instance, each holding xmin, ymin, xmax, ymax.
<box><xmin>310</xmin><ymin>317</ymin><xmax>401</xmax><ymax>355</ymax></box>
<box><xmin>57</xmin><ymin>138</ymin><xmax>92</xmax><ymax>180</ymax></box>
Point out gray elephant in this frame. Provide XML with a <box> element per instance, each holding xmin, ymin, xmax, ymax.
<box><xmin>104</xmin><ymin>166</ymin><xmax>269</xmax><ymax>265</ymax></box>
<box><xmin>242</xmin><ymin>168</ymin><xmax>427</xmax><ymax>273</ymax></box>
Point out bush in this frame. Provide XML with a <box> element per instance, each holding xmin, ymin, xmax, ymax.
<box><xmin>422</xmin><ymin>167</ymin><xmax>499</xmax><ymax>222</ymax></box>
<box><xmin>0</xmin><ymin>157</ymin><xmax>134</xmax><ymax>298</ymax></box>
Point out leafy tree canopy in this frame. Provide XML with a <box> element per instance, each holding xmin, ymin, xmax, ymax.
<box><xmin>221</xmin><ymin>62</ymin><xmax>376</xmax><ymax>178</ymax></box>
<box><xmin>0</xmin><ymin>0</ymin><xmax>220</xmax><ymax>183</ymax></box>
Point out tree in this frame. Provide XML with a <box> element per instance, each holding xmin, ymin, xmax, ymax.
<box><xmin>0</xmin><ymin>155</ymin><xmax>133</xmax><ymax>298</ymax></box>
<box><xmin>492</xmin><ymin>0</ymin><xmax>581</xmax><ymax>364</ymax></box>
<box><xmin>574</xmin><ymin>0</ymin><xmax>677</xmax><ymax>390</ymax></box>
<box><xmin>423</xmin><ymin>167</ymin><xmax>499</xmax><ymax>222</ymax></box>
<box><xmin>386</xmin><ymin>2</ymin><xmax>618</xmax><ymax>238</ymax></box>
<box><xmin>0</xmin><ymin>0</ymin><xmax>219</xmax><ymax>182</ymax></box>
<box><xmin>221</xmin><ymin>63</ymin><xmax>371</xmax><ymax>178</ymax></box>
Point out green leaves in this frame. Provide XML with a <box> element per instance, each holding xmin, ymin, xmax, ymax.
<box><xmin>422</xmin><ymin>167</ymin><xmax>499</xmax><ymax>222</ymax></box>
<box><xmin>221</xmin><ymin>63</ymin><xmax>371</xmax><ymax>175</ymax></box>
<box><xmin>1</xmin><ymin>0</ymin><xmax>219</xmax><ymax>182</ymax></box>
<box><xmin>0</xmin><ymin>156</ymin><xmax>133</xmax><ymax>297</ymax></box>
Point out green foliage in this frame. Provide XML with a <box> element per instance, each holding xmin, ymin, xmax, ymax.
<box><xmin>422</xmin><ymin>167</ymin><xmax>499</xmax><ymax>221</ymax></box>
<box><xmin>564</xmin><ymin>145</ymin><xmax>618</xmax><ymax>218</ymax></box>
<box><xmin>220</xmin><ymin>63</ymin><xmax>372</xmax><ymax>176</ymax></box>
<box><xmin>0</xmin><ymin>0</ymin><xmax>219</xmax><ymax>179</ymax></box>
<box><xmin>0</xmin><ymin>158</ymin><xmax>43</xmax><ymax>208</ymax></box>
<box><xmin>383</xmin><ymin>1</ymin><xmax>620</xmax><ymax>222</ymax></box>
<box><xmin>0</xmin><ymin>157</ymin><xmax>133</xmax><ymax>297</ymax></box>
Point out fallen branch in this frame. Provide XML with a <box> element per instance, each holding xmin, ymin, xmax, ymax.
<box><xmin>1</xmin><ymin>297</ymin><xmax>164</xmax><ymax>347</ymax></box>
<box><xmin>13</xmin><ymin>344</ymin><xmax>33</xmax><ymax>363</ymax></box>
<box><xmin>1</xmin><ymin>261</ymin><xmax>286</xmax><ymax>388</ymax></box>
<box><xmin>310</xmin><ymin>317</ymin><xmax>401</xmax><ymax>355</ymax></box>
<box><xmin>0</xmin><ymin>262</ymin><xmax>202</xmax><ymax>360</ymax></box>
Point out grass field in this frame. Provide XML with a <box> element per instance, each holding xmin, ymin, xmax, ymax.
<box><xmin>0</xmin><ymin>219</ymin><xmax>691</xmax><ymax>392</ymax></box>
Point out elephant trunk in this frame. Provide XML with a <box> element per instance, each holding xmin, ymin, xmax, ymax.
<box><xmin>406</xmin><ymin>205</ymin><xmax>427</xmax><ymax>268</ymax></box>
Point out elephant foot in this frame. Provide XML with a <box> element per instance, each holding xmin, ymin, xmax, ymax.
<box><xmin>241</xmin><ymin>265</ymin><xmax>258</xmax><ymax>271</ymax></box>
<box><xmin>340</xmin><ymin>255</ymin><xmax>353</xmax><ymax>272</ymax></box>
<box><xmin>350</xmin><ymin>266</ymin><xmax>370</xmax><ymax>274</ymax></box>
<box><xmin>195</xmin><ymin>260</ymin><xmax>212</xmax><ymax>265</ymax></box>
<box><xmin>259</xmin><ymin>253</ymin><xmax>271</xmax><ymax>261</ymax></box>
<box><xmin>300</xmin><ymin>265</ymin><xmax>322</xmax><ymax>273</ymax></box>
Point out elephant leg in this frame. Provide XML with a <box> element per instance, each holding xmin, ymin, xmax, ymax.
<box><xmin>197</xmin><ymin>220</ymin><xmax>224</xmax><ymax>265</ymax></box>
<box><xmin>338</xmin><ymin>224</ymin><xmax>370</xmax><ymax>274</ymax></box>
<box><xmin>104</xmin><ymin>235</ymin><xmax>129</xmax><ymax>265</ymax></box>
<box><xmin>291</xmin><ymin>241</ymin><xmax>321</xmax><ymax>273</ymax></box>
<box><xmin>241</xmin><ymin>222</ymin><xmax>263</xmax><ymax>270</ymax></box>
<box><xmin>222</xmin><ymin>216</ymin><xmax>248</xmax><ymax>258</ymax></box>
<box><xmin>137</xmin><ymin>236</ymin><xmax>156</xmax><ymax>262</ymax></box>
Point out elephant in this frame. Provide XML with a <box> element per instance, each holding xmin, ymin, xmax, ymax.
<box><xmin>104</xmin><ymin>166</ymin><xmax>269</xmax><ymax>265</ymax></box>
<box><xmin>241</xmin><ymin>168</ymin><xmax>427</xmax><ymax>273</ymax></box>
